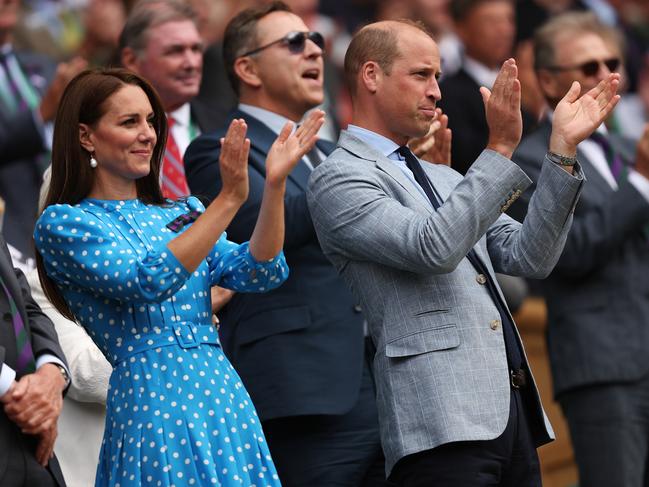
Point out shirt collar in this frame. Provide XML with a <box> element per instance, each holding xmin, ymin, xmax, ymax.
<box><xmin>346</xmin><ymin>124</ymin><xmax>402</xmax><ymax>159</ymax></box>
<box><xmin>167</xmin><ymin>102</ymin><xmax>191</xmax><ymax>127</ymax></box>
<box><xmin>463</xmin><ymin>56</ymin><xmax>499</xmax><ymax>89</ymax></box>
<box><xmin>238</xmin><ymin>103</ymin><xmax>297</xmax><ymax>135</ymax></box>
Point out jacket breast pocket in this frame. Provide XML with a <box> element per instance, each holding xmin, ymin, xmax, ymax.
<box><xmin>236</xmin><ymin>305</ymin><xmax>311</xmax><ymax>345</ymax></box>
<box><xmin>385</xmin><ymin>324</ymin><xmax>460</xmax><ymax>358</ymax></box>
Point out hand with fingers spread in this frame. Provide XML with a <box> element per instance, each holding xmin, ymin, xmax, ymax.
<box><xmin>550</xmin><ymin>73</ymin><xmax>621</xmax><ymax>157</ymax></box>
<box><xmin>408</xmin><ymin>108</ymin><xmax>452</xmax><ymax>166</ymax></box>
<box><xmin>480</xmin><ymin>58</ymin><xmax>522</xmax><ymax>159</ymax></box>
<box><xmin>218</xmin><ymin>119</ymin><xmax>251</xmax><ymax>205</ymax></box>
<box><xmin>266</xmin><ymin>110</ymin><xmax>326</xmax><ymax>186</ymax></box>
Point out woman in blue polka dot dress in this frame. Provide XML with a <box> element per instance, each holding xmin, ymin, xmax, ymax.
<box><xmin>34</xmin><ymin>68</ymin><xmax>324</xmax><ymax>486</ymax></box>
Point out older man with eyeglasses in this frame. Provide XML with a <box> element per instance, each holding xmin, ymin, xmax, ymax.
<box><xmin>183</xmin><ymin>2</ymin><xmax>389</xmax><ymax>486</ymax></box>
<box><xmin>510</xmin><ymin>12</ymin><xmax>649</xmax><ymax>487</ymax></box>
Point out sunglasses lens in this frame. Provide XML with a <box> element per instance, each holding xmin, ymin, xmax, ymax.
<box><xmin>286</xmin><ymin>32</ymin><xmax>307</xmax><ymax>53</ymax></box>
<box><xmin>285</xmin><ymin>32</ymin><xmax>325</xmax><ymax>53</ymax></box>
<box><xmin>581</xmin><ymin>61</ymin><xmax>600</xmax><ymax>76</ymax></box>
<box><xmin>605</xmin><ymin>58</ymin><xmax>620</xmax><ymax>72</ymax></box>
<box><xmin>308</xmin><ymin>32</ymin><xmax>325</xmax><ymax>50</ymax></box>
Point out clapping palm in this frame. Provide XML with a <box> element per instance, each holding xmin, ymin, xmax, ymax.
<box><xmin>552</xmin><ymin>74</ymin><xmax>621</xmax><ymax>152</ymax></box>
<box><xmin>266</xmin><ymin>110</ymin><xmax>326</xmax><ymax>185</ymax></box>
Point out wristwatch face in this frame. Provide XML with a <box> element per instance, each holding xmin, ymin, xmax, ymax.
<box><xmin>56</xmin><ymin>365</ymin><xmax>70</xmax><ymax>386</ymax></box>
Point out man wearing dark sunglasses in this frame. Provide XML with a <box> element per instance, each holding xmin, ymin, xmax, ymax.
<box><xmin>511</xmin><ymin>12</ymin><xmax>649</xmax><ymax>487</ymax></box>
<box><xmin>184</xmin><ymin>2</ymin><xmax>388</xmax><ymax>486</ymax></box>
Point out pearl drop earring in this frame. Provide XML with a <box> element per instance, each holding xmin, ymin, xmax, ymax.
<box><xmin>90</xmin><ymin>155</ymin><xmax>98</xmax><ymax>168</ymax></box>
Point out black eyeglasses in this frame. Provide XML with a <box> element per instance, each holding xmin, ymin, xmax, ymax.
<box><xmin>240</xmin><ymin>31</ymin><xmax>325</xmax><ymax>57</ymax></box>
<box><xmin>547</xmin><ymin>57</ymin><xmax>621</xmax><ymax>77</ymax></box>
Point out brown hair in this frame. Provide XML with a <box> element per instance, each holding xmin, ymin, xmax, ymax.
<box><xmin>222</xmin><ymin>1</ymin><xmax>292</xmax><ymax>96</ymax></box>
<box><xmin>36</xmin><ymin>67</ymin><xmax>167</xmax><ymax>320</ymax></box>
<box><xmin>118</xmin><ymin>0</ymin><xmax>198</xmax><ymax>55</ymax></box>
<box><xmin>344</xmin><ymin>19</ymin><xmax>433</xmax><ymax>96</ymax></box>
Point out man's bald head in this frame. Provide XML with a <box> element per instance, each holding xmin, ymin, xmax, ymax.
<box><xmin>344</xmin><ymin>20</ymin><xmax>435</xmax><ymax>97</ymax></box>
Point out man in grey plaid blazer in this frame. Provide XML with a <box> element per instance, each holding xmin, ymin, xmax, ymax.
<box><xmin>307</xmin><ymin>19</ymin><xmax>620</xmax><ymax>486</ymax></box>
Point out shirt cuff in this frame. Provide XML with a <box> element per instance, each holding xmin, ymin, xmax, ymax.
<box><xmin>0</xmin><ymin>364</ymin><xmax>16</xmax><ymax>398</ymax></box>
<box><xmin>628</xmin><ymin>170</ymin><xmax>649</xmax><ymax>204</ymax></box>
<box><xmin>36</xmin><ymin>354</ymin><xmax>70</xmax><ymax>378</ymax></box>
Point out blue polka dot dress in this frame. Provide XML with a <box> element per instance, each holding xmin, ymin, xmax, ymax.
<box><xmin>34</xmin><ymin>196</ymin><xmax>287</xmax><ymax>487</ymax></box>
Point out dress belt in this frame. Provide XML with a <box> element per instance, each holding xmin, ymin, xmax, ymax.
<box><xmin>111</xmin><ymin>323</ymin><xmax>219</xmax><ymax>365</ymax></box>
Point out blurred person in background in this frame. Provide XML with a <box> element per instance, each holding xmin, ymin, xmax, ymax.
<box><xmin>185</xmin><ymin>3</ymin><xmax>389</xmax><ymax>485</ymax></box>
<box><xmin>0</xmin><ymin>0</ymin><xmax>85</xmax><ymax>261</ymax></box>
<box><xmin>438</xmin><ymin>0</ymin><xmax>517</xmax><ymax>175</ymax></box>
<box><xmin>510</xmin><ymin>12</ymin><xmax>649</xmax><ymax>487</ymax></box>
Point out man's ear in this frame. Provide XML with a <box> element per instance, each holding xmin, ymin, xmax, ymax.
<box><xmin>233</xmin><ymin>57</ymin><xmax>262</xmax><ymax>90</ymax></box>
<box><xmin>121</xmin><ymin>47</ymin><xmax>139</xmax><ymax>72</ymax></box>
<box><xmin>361</xmin><ymin>61</ymin><xmax>382</xmax><ymax>94</ymax></box>
<box><xmin>79</xmin><ymin>123</ymin><xmax>94</xmax><ymax>153</ymax></box>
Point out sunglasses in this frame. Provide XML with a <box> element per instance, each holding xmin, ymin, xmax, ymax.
<box><xmin>547</xmin><ymin>57</ymin><xmax>621</xmax><ymax>77</ymax></box>
<box><xmin>240</xmin><ymin>31</ymin><xmax>325</xmax><ymax>57</ymax></box>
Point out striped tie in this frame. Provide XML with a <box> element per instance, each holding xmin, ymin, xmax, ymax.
<box><xmin>0</xmin><ymin>52</ymin><xmax>39</xmax><ymax>114</ymax></box>
<box><xmin>0</xmin><ymin>275</ymin><xmax>35</xmax><ymax>375</ymax></box>
<box><xmin>161</xmin><ymin>116</ymin><xmax>190</xmax><ymax>200</ymax></box>
<box><xmin>589</xmin><ymin>131</ymin><xmax>628</xmax><ymax>182</ymax></box>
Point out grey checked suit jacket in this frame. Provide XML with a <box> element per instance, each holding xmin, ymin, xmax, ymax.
<box><xmin>307</xmin><ymin>131</ymin><xmax>583</xmax><ymax>475</ymax></box>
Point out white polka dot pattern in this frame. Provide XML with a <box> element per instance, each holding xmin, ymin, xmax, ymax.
<box><xmin>34</xmin><ymin>197</ymin><xmax>286</xmax><ymax>486</ymax></box>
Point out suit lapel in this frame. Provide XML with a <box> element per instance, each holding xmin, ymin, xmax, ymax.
<box><xmin>338</xmin><ymin>131</ymin><xmax>433</xmax><ymax>211</ymax></box>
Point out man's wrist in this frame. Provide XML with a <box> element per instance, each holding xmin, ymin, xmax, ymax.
<box><xmin>39</xmin><ymin>363</ymin><xmax>68</xmax><ymax>390</ymax></box>
<box><xmin>547</xmin><ymin>151</ymin><xmax>577</xmax><ymax>166</ymax></box>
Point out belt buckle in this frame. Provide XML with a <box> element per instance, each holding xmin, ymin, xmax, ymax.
<box><xmin>510</xmin><ymin>369</ymin><xmax>526</xmax><ymax>389</ymax></box>
<box><xmin>173</xmin><ymin>323</ymin><xmax>200</xmax><ymax>349</ymax></box>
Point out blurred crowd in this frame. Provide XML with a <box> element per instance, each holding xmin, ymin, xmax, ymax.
<box><xmin>3</xmin><ymin>1</ymin><xmax>649</xmax><ymax>486</ymax></box>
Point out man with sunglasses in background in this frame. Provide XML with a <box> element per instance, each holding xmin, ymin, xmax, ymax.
<box><xmin>509</xmin><ymin>12</ymin><xmax>649</xmax><ymax>487</ymax></box>
<box><xmin>184</xmin><ymin>2</ymin><xmax>389</xmax><ymax>486</ymax></box>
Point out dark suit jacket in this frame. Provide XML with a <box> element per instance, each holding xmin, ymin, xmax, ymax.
<box><xmin>184</xmin><ymin>110</ymin><xmax>366</xmax><ymax>420</ymax></box>
<box><xmin>0</xmin><ymin>50</ymin><xmax>56</xmax><ymax>259</ymax></box>
<box><xmin>0</xmin><ymin>234</ymin><xmax>67</xmax><ymax>485</ymax></box>
<box><xmin>510</xmin><ymin>119</ymin><xmax>649</xmax><ymax>397</ymax></box>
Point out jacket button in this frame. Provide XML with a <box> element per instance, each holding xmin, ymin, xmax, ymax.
<box><xmin>490</xmin><ymin>319</ymin><xmax>501</xmax><ymax>330</ymax></box>
<box><xmin>476</xmin><ymin>274</ymin><xmax>487</xmax><ymax>285</ymax></box>
<box><xmin>3</xmin><ymin>312</ymin><xmax>12</xmax><ymax>323</ymax></box>
<box><xmin>353</xmin><ymin>305</ymin><xmax>363</xmax><ymax>313</ymax></box>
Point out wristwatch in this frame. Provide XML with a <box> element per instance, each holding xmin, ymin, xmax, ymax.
<box><xmin>547</xmin><ymin>150</ymin><xmax>577</xmax><ymax>166</ymax></box>
<box><xmin>55</xmin><ymin>364</ymin><xmax>71</xmax><ymax>388</ymax></box>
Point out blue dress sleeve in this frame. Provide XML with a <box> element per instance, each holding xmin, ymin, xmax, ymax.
<box><xmin>205</xmin><ymin>234</ymin><xmax>289</xmax><ymax>292</ymax></box>
<box><xmin>34</xmin><ymin>204</ymin><xmax>191</xmax><ymax>302</ymax></box>
<box><xmin>184</xmin><ymin>196</ymin><xmax>289</xmax><ymax>292</ymax></box>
